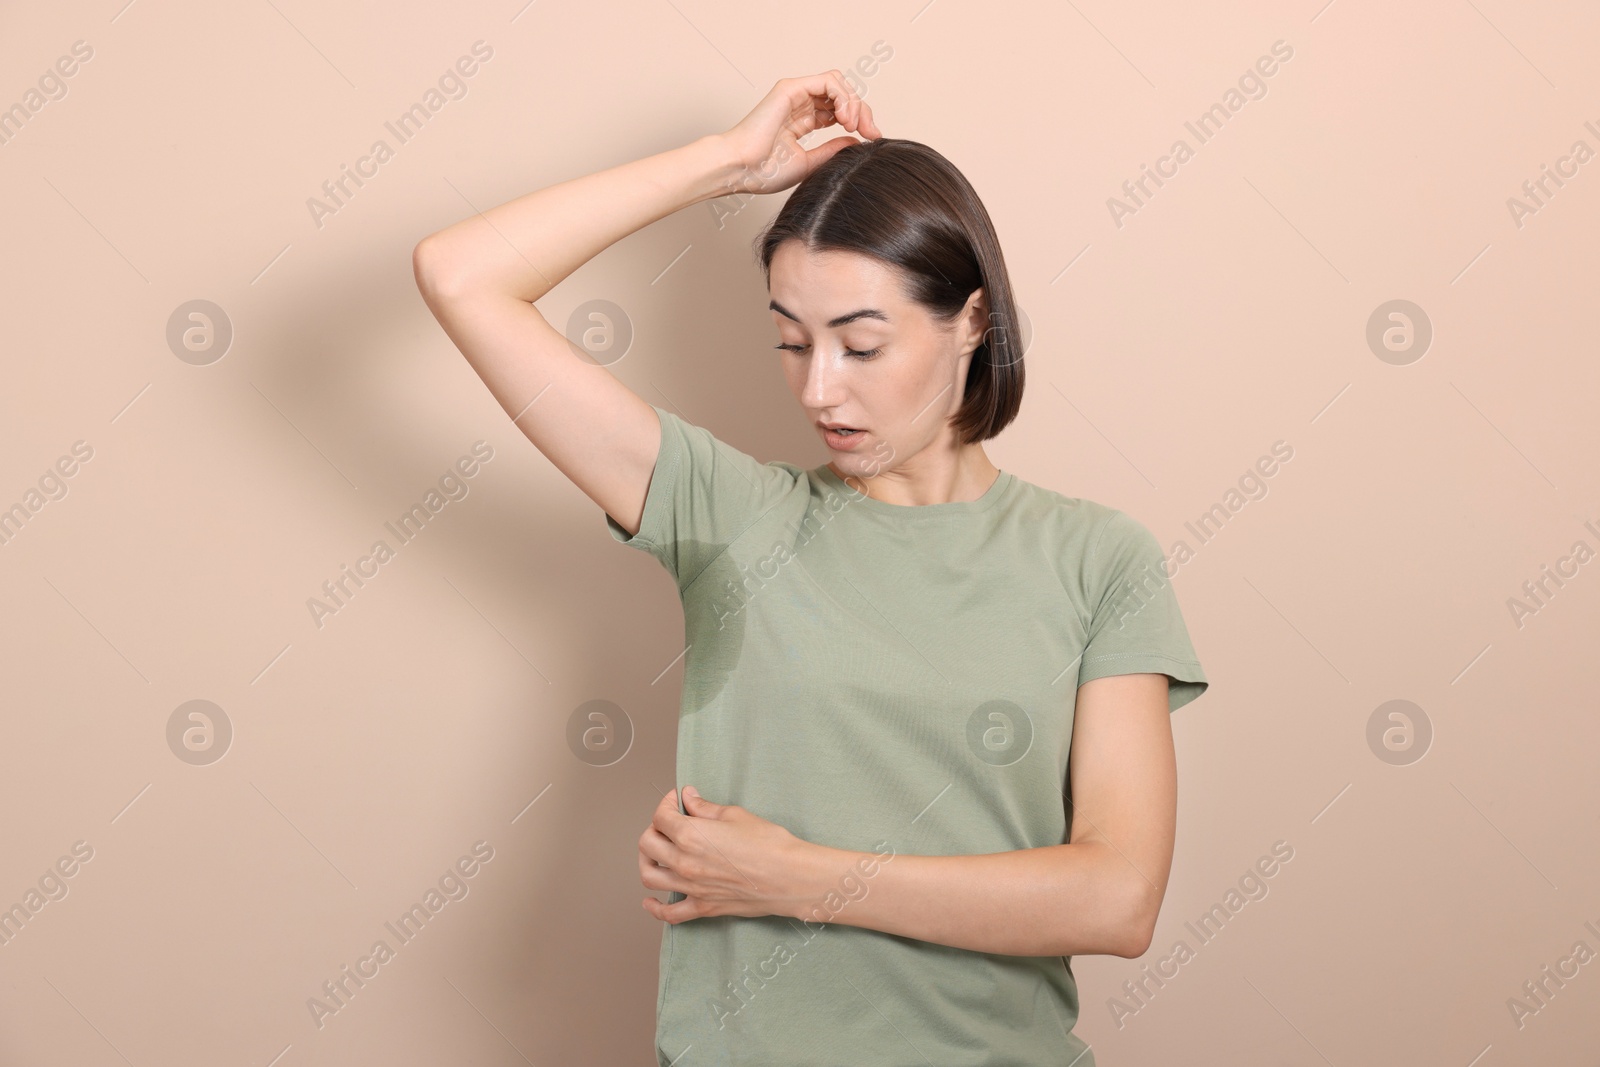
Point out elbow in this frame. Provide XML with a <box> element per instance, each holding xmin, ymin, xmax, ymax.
<box><xmin>1116</xmin><ymin>919</ymin><xmax>1155</xmax><ymax>960</ymax></box>
<box><xmin>412</xmin><ymin>236</ymin><xmax>454</xmax><ymax>302</ymax></box>
<box><xmin>1112</xmin><ymin>883</ymin><xmax>1161</xmax><ymax>959</ymax></box>
<box><xmin>413</xmin><ymin>234</ymin><xmax>483</xmax><ymax>306</ymax></box>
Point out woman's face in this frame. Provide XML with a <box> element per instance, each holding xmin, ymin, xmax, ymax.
<box><xmin>767</xmin><ymin>241</ymin><xmax>988</xmax><ymax>480</ymax></box>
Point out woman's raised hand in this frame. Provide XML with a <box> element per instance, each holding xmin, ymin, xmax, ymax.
<box><xmin>717</xmin><ymin>71</ymin><xmax>883</xmax><ymax>197</ymax></box>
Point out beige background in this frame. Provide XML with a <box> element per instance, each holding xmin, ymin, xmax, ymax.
<box><xmin>2</xmin><ymin>0</ymin><xmax>1596</xmax><ymax>1064</ymax></box>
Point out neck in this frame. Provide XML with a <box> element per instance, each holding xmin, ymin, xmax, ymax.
<box><xmin>828</xmin><ymin>445</ymin><xmax>999</xmax><ymax>507</ymax></box>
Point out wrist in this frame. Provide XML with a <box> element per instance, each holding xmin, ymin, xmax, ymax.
<box><xmin>685</xmin><ymin>133</ymin><xmax>749</xmax><ymax>202</ymax></box>
<box><xmin>780</xmin><ymin>841</ymin><xmax>868</xmax><ymax>924</ymax></box>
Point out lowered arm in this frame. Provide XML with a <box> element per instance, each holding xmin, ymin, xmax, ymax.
<box><xmin>784</xmin><ymin>672</ymin><xmax>1178</xmax><ymax>958</ymax></box>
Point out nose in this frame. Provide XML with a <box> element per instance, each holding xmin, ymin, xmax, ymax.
<box><xmin>800</xmin><ymin>348</ymin><xmax>846</xmax><ymax>411</ymax></box>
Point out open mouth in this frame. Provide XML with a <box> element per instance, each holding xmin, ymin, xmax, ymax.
<box><xmin>821</xmin><ymin>424</ymin><xmax>869</xmax><ymax>449</ymax></box>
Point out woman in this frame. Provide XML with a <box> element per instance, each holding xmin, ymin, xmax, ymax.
<box><xmin>414</xmin><ymin>70</ymin><xmax>1207</xmax><ymax>1067</ymax></box>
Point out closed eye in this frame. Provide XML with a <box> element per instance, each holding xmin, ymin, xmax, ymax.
<box><xmin>774</xmin><ymin>343</ymin><xmax>883</xmax><ymax>361</ymax></box>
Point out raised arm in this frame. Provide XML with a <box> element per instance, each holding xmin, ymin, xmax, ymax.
<box><xmin>411</xmin><ymin>136</ymin><xmax>738</xmax><ymax>536</ymax></box>
<box><xmin>410</xmin><ymin>72</ymin><xmax>880</xmax><ymax>537</ymax></box>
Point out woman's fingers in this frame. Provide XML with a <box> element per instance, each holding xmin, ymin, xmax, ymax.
<box><xmin>639</xmin><ymin>844</ymin><xmax>687</xmax><ymax>893</ymax></box>
<box><xmin>639</xmin><ymin>826</ymin><xmax>691</xmax><ymax>896</ymax></box>
<box><xmin>791</xmin><ymin>69</ymin><xmax>865</xmax><ymax>140</ymax></box>
<box><xmin>826</xmin><ymin>69</ymin><xmax>880</xmax><ymax>138</ymax></box>
<box><xmin>720</xmin><ymin>70</ymin><xmax>880</xmax><ymax>195</ymax></box>
<box><xmin>857</xmin><ymin>97</ymin><xmax>881</xmax><ymax>139</ymax></box>
<box><xmin>651</xmin><ymin>787</ymin><xmax>684</xmax><ymax>833</ymax></box>
<box><xmin>644</xmin><ymin>893</ymin><xmax>705</xmax><ymax>924</ymax></box>
<box><xmin>638</xmin><ymin>823</ymin><xmax>676</xmax><ymax>865</ymax></box>
<box><xmin>818</xmin><ymin>70</ymin><xmax>858</xmax><ymax>134</ymax></box>
<box><xmin>830</xmin><ymin>69</ymin><xmax>861</xmax><ymax>131</ymax></box>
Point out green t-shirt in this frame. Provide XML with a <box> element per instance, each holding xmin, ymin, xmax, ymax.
<box><xmin>606</xmin><ymin>405</ymin><xmax>1208</xmax><ymax>1067</ymax></box>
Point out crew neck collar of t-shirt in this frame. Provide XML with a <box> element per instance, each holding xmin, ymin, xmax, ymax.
<box><xmin>814</xmin><ymin>465</ymin><xmax>1015</xmax><ymax>518</ymax></box>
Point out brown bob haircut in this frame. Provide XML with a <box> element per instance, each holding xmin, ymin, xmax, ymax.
<box><xmin>753</xmin><ymin>137</ymin><xmax>1025</xmax><ymax>446</ymax></box>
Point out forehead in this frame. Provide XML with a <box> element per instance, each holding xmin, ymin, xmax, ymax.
<box><xmin>768</xmin><ymin>243</ymin><xmax>908</xmax><ymax>310</ymax></box>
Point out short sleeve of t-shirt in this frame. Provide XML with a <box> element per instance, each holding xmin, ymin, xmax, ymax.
<box><xmin>1078</xmin><ymin>508</ymin><xmax>1209</xmax><ymax>712</ymax></box>
<box><xmin>603</xmin><ymin>404</ymin><xmax>797</xmax><ymax>593</ymax></box>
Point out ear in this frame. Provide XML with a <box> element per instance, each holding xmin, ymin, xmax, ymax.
<box><xmin>963</xmin><ymin>287</ymin><xmax>991</xmax><ymax>355</ymax></box>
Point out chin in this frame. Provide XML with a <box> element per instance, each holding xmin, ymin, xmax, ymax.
<box><xmin>834</xmin><ymin>454</ymin><xmax>890</xmax><ymax>479</ymax></box>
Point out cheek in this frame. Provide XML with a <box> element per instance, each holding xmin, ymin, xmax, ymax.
<box><xmin>897</xmin><ymin>350</ymin><xmax>955</xmax><ymax>406</ymax></box>
<box><xmin>779</xmin><ymin>357</ymin><xmax>804</xmax><ymax>393</ymax></box>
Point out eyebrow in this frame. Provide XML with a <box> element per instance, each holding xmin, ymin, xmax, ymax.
<box><xmin>769</xmin><ymin>300</ymin><xmax>891</xmax><ymax>329</ymax></box>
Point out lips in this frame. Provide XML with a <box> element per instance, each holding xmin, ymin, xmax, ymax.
<box><xmin>820</xmin><ymin>424</ymin><xmax>870</xmax><ymax>450</ymax></box>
